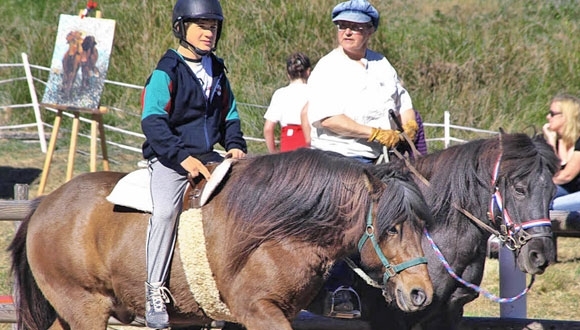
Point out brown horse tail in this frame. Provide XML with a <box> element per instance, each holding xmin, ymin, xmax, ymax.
<box><xmin>8</xmin><ymin>197</ymin><xmax>57</xmax><ymax>329</ymax></box>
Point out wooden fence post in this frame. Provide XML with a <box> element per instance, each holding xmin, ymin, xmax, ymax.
<box><xmin>12</xmin><ymin>184</ymin><xmax>28</xmax><ymax>330</ymax></box>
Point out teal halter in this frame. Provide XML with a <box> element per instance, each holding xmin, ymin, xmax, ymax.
<box><xmin>357</xmin><ymin>203</ymin><xmax>428</xmax><ymax>285</ymax></box>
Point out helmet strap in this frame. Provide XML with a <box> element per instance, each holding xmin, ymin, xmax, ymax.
<box><xmin>180</xmin><ymin>39</ymin><xmax>212</xmax><ymax>57</ymax></box>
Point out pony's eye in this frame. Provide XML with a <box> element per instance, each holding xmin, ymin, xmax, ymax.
<box><xmin>513</xmin><ymin>185</ymin><xmax>526</xmax><ymax>197</ymax></box>
<box><xmin>387</xmin><ymin>226</ymin><xmax>399</xmax><ymax>235</ymax></box>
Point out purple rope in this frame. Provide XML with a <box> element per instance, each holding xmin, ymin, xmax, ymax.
<box><xmin>424</xmin><ymin>228</ymin><xmax>534</xmax><ymax>303</ymax></box>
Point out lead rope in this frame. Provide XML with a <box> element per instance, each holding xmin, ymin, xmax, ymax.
<box><xmin>424</xmin><ymin>229</ymin><xmax>535</xmax><ymax>303</ymax></box>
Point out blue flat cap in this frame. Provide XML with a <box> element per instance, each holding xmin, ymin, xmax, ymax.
<box><xmin>331</xmin><ymin>0</ymin><xmax>380</xmax><ymax>29</ymax></box>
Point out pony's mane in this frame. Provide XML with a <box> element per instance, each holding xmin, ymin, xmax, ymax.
<box><xmin>412</xmin><ymin>133</ymin><xmax>559</xmax><ymax>227</ymax></box>
<box><xmin>370</xmin><ymin>162</ymin><xmax>431</xmax><ymax>236</ymax></box>
<box><xmin>221</xmin><ymin>149</ymin><xmax>426</xmax><ymax>275</ymax></box>
<box><xmin>223</xmin><ymin>149</ymin><xmax>372</xmax><ymax>273</ymax></box>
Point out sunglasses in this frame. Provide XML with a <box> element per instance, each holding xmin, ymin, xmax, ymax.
<box><xmin>548</xmin><ymin>110</ymin><xmax>562</xmax><ymax>117</ymax></box>
<box><xmin>335</xmin><ymin>22</ymin><xmax>371</xmax><ymax>33</ymax></box>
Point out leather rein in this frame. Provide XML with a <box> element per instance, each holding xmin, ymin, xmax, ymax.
<box><xmin>392</xmin><ymin>132</ymin><xmax>552</xmax><ymax>251</ymax></box>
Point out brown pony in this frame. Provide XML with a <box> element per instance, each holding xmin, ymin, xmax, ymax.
<box><xmin>10</xmin><ymin>148</ymin><xmax>433</xmax><ymax>330</ymax></box>
<box><xmin>61</xmin><ymin>30</ymin><xmax>83</xmax><ymax>97</ymax></box>
<box><xmin>80</xmin><ymin>35</ymin><xmax>98</xmax><ymax>90</ymax></box>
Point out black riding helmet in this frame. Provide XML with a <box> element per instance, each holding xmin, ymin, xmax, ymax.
<box><xmin>172</xmin><ymin>0</ymin><xmax>224</xmax><ymax>56</ymax></box>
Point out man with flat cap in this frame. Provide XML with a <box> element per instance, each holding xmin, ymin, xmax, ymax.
<box><xmin>306</xmin><ymin>0</ymin><xmax>420</xmax><ymax>161</ymax></box>
<box><xmin>304</xmin><ymin>0</ymin><xmax>422</xmax><ymax>318</ymax></box>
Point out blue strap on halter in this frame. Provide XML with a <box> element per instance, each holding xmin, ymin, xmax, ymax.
<box><xmin>357</xmin><ymin>203</ymin><xmax>427</xmax><ymax>283</ymax></box>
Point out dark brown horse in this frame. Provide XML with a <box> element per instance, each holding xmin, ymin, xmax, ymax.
<box><xmin>80</xmin><ymin>35</ymin><xmax>98</xmax><ymax>90</ymax></box>
<box><xmin>61</xmin><ymin>30</ymin><xmax>83</xmax><ymax>98</ymax></box>
<box><xmin>10</xmin><ymin>148</ymin><xmax>433</xmax><ymax>330</ymax></box>
<box><xmin>364</xmin><ymin>133</ymin><xmax>560</xmax><ymax>329</ymax></box>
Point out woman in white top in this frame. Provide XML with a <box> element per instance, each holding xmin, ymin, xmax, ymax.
<box><xmin>263</xmin><ymin>52</ymin><xmax>311</xmax><ymax>153</ymax></box>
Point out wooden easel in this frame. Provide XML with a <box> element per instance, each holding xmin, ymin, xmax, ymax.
<box><xmin>37</xmin><ymin>107</ymin><xmax>110</xmax><ymax>195</ymax></box>
<box><xmin>37</xmin><ymin>9</ymin><xmax>109</xmax><ymax>195</ymax></box>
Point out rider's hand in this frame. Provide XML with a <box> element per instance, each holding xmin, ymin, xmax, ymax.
<box><xmin>225</xmin><ymin>148</ymin><xmax>246</xmax><ymax>159</ymax></box>
<box><xmin>368</xmin><ymin>128</ymin><xmax>401</xmax><ymax>148</ymax></box>
<box><xmin>180</xmin><ymin>156</ymin><xmax>211</xmax><ymax>180</ymax></box>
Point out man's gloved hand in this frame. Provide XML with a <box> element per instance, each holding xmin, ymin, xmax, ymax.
<box><xmin>402</xmin><ymin>119</ymin><xmax>418</xmax><ymax>141</ymax></box>
<box><xmin>368</xmin><ymin>127</ymin><xmax>401</xmax><ymax>148</ymax></box>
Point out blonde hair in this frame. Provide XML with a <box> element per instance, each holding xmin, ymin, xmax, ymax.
<box><xmin>552</xmin><ymin>94</ymin><xmax>580</xmax><ymax>148</ymax></box>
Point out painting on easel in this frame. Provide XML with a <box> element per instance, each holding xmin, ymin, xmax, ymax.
<box><xmin>41</xmin><ymin>14</ymin><xmax>116</xmax><ymax>112</ymax></box>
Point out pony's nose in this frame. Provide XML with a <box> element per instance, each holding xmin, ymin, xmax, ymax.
<box><xmin>529</xmin><ymin>249</ymin><xmax>552</xmax><ymax>273</ymax></box>
<box><xmin>411</xmin><ymin>288</ymin><xmax>427</xmax><ymax>307</ymax></box>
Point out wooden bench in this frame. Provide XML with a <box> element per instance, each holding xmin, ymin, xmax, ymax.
<box><xmin>550</xmin><ymin>210</ymin><xmax>580</xmax><ymax>238</ymax></box>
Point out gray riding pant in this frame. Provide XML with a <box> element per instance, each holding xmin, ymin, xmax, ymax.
<box><xmin>146</xmin><ymin>158</ymin><xmax>189</xmax><ymax>284</ymax></box>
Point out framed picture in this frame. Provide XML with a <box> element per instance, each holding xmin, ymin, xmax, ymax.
<box><xmin>41</xmin><ymin>14</ymin><xmax>116</xmax><ymax>113</ymax></box>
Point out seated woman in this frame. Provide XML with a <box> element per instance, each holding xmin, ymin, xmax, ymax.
<box><xmin>543</xmin><ymin>94</ymin><xmax>580</xmax><ymax>211</ymax></box>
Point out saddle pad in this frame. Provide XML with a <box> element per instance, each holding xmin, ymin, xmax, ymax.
<box><xmin>200</xmin><ymin>159</ymin><xmax>233</xmax><ymax>206</ymax></box>
<box><xmin>178</xmin><ymin>209</ymin><xmax>234</xmax><ymax>321</ymax></box>
<box><xmin>106</xmin><ymin>160</ymin><xmax>233</xmax><ymax>213</ymax></box>
<box><xmin>106</xmin><ymin>168</ymin><xmax>152</xmax><ymax>212</ymax></box>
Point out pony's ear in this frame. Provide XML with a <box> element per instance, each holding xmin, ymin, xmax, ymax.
<box><xmin>363</xmin><ymin>168</ymin><xmax>385</xmax><ymax>195</ymax></box>
<box><xmin>498</xmin><ymin>127</ymin><xmax>506</xmax><ymax>134</ymax></box>
<box><xmin>522</xmin><ymin>125</ymin><xmax>539</xmax><ymax>138</ymax></box>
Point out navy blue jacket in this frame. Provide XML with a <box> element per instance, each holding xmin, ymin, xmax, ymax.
<box><xmin>141</xmin><ymin>49</ymin><xmax>247</xmax><ymax>174</ymax></box>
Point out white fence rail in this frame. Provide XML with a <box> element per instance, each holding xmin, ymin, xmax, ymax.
<box><xmin>0</xmin><ymin>53</ymin><xmax>498</xmax><ymax>156</ymax></box>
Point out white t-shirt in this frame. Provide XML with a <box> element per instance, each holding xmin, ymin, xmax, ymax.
<box><xmin>186</xmin><ymin>55</ymin><xmax>213</xmax><ymax>99</ymax></box>
<box><xmin>263</xmin><ymin>82</ymin><xmax>308</xmax><ymax>126</ymax></box>
<box><xmin>307</xmin><ymin>47</ymin><xmax>413</xmax><ymax>158</ymax></box>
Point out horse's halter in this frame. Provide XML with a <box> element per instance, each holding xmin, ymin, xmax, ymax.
<box><xmin>487</xmin><ymin>149</ymin><xmax>553</xmax><ymax>251</ymax></box>
<box><xmin>347</xmin><ymin>203</ymin><xmax>427</xmax><ymax>289</ymax></box>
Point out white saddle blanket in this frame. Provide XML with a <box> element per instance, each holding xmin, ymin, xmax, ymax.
<box><xmin>106</xmin><ymin>159</ymin><xmax>233</xmax><ymax>212</ymax></box>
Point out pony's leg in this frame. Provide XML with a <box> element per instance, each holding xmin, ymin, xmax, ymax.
<box><xmin>444</xmin><ymin>261</ymin><xmax>483</xmax><ymax>327</ymax></box>
<box><xmin>41</xmin><ymin>287</ymin><xmax>111</xmax><ymax>330</ymax></box>
<box><xmin>235</xmin><ymin>301</ymin><xmax>293</xmax><ymax>330</ymax></box>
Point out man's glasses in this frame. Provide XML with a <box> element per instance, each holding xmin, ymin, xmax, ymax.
<box><xmin>336</xmin><ymin>22</ymin><xmax>371</xmax><ymax>33</ymax></box>
<box><xmin>548</xmin><ymin>110</ymin><xmax>562</xmax><ymax>117</ymax></box>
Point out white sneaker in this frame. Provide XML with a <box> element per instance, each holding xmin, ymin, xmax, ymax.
<box><xmin>145</xmin><ymin>282</ymin><xmax>171</xmax><ymax>329</ymax></box>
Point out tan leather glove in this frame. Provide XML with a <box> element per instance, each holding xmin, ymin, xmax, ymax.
<box><xmin>402</xmin><ymin>119</ymin><xmax>418</xmax><ymax>141</ymax></box>
<box><xmin>368</xmin><ymin>128</ymin><xmax>401</xmax><ymax>148</ymax></box>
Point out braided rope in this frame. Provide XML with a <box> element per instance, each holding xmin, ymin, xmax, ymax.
<box><xmin>423</xmin><ymin>228</ymin><xmax>534</xmax><ymax>303</ymax></box>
